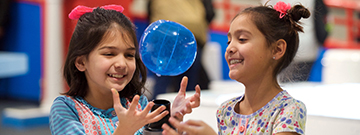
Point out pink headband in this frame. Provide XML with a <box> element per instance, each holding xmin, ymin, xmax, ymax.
<box><xmin>273</xmin><ymin>1</ymin><xmax>291</xmax><ymax>19</ymax></box>
<box><xmin>68</xmin><ymin>5</ymin><xmax>124</xmax><ymax>20</ymax></box>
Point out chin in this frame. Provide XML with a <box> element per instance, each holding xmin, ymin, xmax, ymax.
<box><xmin>229</xmin><ymin>72</ymin><xmax>245</xmax><ymax>83</ymax></box>
<box><xmin>109</xmin><ymin>85</ymin><xmax>126</xmax><ymax>91</ymax></box>
<box><xmin>228</xmin><ymin>70</ymin><xmax>238</xmax><ymax>79</ymax></box>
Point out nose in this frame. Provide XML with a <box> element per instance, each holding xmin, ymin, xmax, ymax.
<box><xmin>114</xmin><ymin>56</ymin><xmax>127</xmax><ymax>69</ymax></box>
<box><xmin>226</xmin><ymin>45</ymin><xmax>236</xmax><ymax>54</ymax></box>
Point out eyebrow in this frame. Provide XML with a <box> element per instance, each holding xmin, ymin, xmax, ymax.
<box><xmin>98</xmin><ymin>46</ymin><xmax>136</xmax><ymax>51</ymax></box>
<box><xmin>228</xmin><ymin>29</ymin><xmax>252</xmax><ymax>37</ymax></box>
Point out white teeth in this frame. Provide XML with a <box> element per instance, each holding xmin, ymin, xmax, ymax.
<box><xmin>230</xmin><ymin>59</ymin><xmax>243</xmax><ymax>65</ymax></box>
<box><xmin>109</xmin><ymin>74</ymin><xmax>124</xmax><ymax>78</ymax></box>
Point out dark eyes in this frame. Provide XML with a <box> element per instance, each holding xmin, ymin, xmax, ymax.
<box><xmin>103</xmin><ymin>53</ymin><xmax>114</xmax><ymax>56</ymax></box>
<box><xmin>239</xmin><ymin>38</ymin><xmax>247</xmax><ymax>42</ymax></box>
<box><xmin>103</xmin><ymin>53</ymin><xmax>135</xmax><ymax>58</ymax></box>
<box><xmin>126</xmin><ymin>54</ymin><xmax>135</xmax><ymax>57</ymax></box>
<box><xmin>227</xmin><ymin>38</ymin><xmax>247</xmax><ymax>45</ymax></box>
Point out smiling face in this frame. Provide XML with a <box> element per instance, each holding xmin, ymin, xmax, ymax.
<box><xmin>76</xmin><ymin>25</ymin><xmax>136</xmax><ymax>96</ymax></box>
<box><xmin>226</xmin><ymin>14</ymin><xmax>275</xmax><ymax>84</ymax></box>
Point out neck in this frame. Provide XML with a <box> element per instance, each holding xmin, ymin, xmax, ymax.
<box><xmin>84</xmin><ymin>88</ymin><xmax>114</xmax><ymax>110</ymax></box>
<box><xmin>238</xmin><ymin>74</ymin><xmax>282</xmax><ymax>115</ymax></box>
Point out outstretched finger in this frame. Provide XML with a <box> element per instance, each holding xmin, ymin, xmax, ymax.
<box><xmin>142</xmin><ymin>101</ymin><xmax>154</xmax><ymax>115</ymax></box>
<box><xmin>149</xmin><ymin>111</ymin><xmax>169</xmax><ymax>123</ymax></box>
<box><xmin>111</xmin><ymin>88</ymin><xmax>125</xmax><ymax>112</ymax></box>
<box><xmin>190</xmin><ymin>85</ymin><xmax>201</xmax><ymax>108</ymax></box>
<box><xmin>178</xmin><ymin>76</ymin><xmax>188</xmax><ymax>96</ymax></box>
<box><xmin>148</xmin><ymin>108</ymin><xmax>169</xmax><ymax>123</ymax></box>
<box><xmin>128</xmin><ymin>95</ymin><xmax>140</xmax><ymax>112</ymax></box>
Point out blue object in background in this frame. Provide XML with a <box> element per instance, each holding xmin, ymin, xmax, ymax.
<box><xmin>0</xmin><ymin>52</ymin><xmax>28</xmax><ymax>78</ymax></box>
<box><xmin>308</xmin><ymin>47</ymin><xmax>327</xmax><ymax>82</ymax></box>
<box><xmin>0</xmin><ymin>2</ymin><xmax>41</xmax><ymax>101</ymax></box>
<box><xmin>139</xmin><ymin>20</ymin><xmax>197</xmax><ymax>76</ymax></box>
<box><xmin>209</xmin><ymin>30</ymin><xmax>230</xmax><ymax>80</ymax></box>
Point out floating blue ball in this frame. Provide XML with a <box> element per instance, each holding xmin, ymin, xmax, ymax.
<box><xmin>139</xmin><ymin>20</ymin><xmax>197</xmax><ymax>76</ymax></box>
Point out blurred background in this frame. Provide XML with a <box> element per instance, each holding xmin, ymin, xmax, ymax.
<box><xmin>0</xmin><ymin>0</ymin><xmax>360</xmax><ymax>134</ymax></box>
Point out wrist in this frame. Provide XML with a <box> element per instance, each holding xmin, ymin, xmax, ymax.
<box><xmin>113</xmin><ymin>125</ymin><xmax>137</xmax><ymax>135</ymax></box>
<box><xmin>173</xmin><ymin>112</ymin><xmax>184</xmax><ymax>121</ymax></box>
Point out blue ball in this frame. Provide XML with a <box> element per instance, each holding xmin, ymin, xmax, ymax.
<box><xmin>139</xmin><ymin>20</ymin><xmax>197</xmax><ymax>76</ymax></box>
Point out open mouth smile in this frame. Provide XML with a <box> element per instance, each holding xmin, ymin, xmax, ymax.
<box><xmin>108</xmin><ymin>74</ymin><xmax>124</xmax><ymax>79</ymax></box>
<box><xmin>230</xmin><ymin>59</ymin><xmax>244</xmax><ymax>65</ymax></box>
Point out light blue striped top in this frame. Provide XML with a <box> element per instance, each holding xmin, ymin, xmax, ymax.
<box><xmin>49</xmin><ymin>95</ymin><xmax>148</xmax><ymax>135</ymax></box>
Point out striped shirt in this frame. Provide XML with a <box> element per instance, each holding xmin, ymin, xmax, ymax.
<box><xmin>49</xmin><ymin>95</ymin><xmax>148</xmax><ymax>135</ymax></box>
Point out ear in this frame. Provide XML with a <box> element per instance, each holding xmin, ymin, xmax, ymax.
<box><xmin>75</xmin><ymin>56</ymin><xmax>86</xmax><ymax>72</ymax></box>
<box><xmin>272</xmin><ymin>39</ymin><xmax>287</xmax><ymax>60</ymax></box>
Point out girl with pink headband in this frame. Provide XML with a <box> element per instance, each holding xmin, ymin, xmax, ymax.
<box><xmin>49</xmin><ymin>5</ymin><xmax>200</xmax><ymax>135</ymax></box>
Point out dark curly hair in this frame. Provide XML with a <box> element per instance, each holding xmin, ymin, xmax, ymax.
<box><xmin>63</xmin><ymin>7</ymin><xmax>147</xmax><ymax>99</ymax></box>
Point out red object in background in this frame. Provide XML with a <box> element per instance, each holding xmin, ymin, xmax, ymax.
<box><xmin>210</xmin><ymin>0</ymin><xmax>247</xmax><ymax>32</ymax></box>
<box><xmin>324</xmin><ymin>0</ymin><xmax>360</xmax><ymax>49</ymax></box>
<box><xmin>63</xmin><ymin>0</ymin><xmax>133</xmax><ymax>54</ymax></box>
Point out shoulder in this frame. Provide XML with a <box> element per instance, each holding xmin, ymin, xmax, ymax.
<box><xmin>50</xmin><ymin>96</ymin><xmax>78</xmax><ymax>115</ymax></box>
<box><xmin>272</xmin><ymin>91</ymin><xmax>307</xmax><ymax>134</ymax></box>
<box><xmin>277</xmin><ymin>97</ymin><xmax>307</xmax><ymax>122</ymax></box>
<box><xmin>54</xmin><ymin>95</ymin><xmax>76</xmax><ymax>101</ymax></box>
<box><xmin>279</xmin><ymin>92</ymin><xmax>307</xmax><ymax>115</ymax></box>
<box><xmin>51</xmin><ymin>96</ymin><xmax>75</xmax><ymax>108</ymax></box>
<box><xmin>50</xmin><ymin>96</ymin><xmax>86</xmax><ymax>134</ymax></box>
<box><xmin>217</xmin><ymin>95</ymin><xmax>241</xmax><ymax>114</ymax></box>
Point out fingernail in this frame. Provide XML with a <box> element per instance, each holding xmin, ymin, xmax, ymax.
<box><xmin>111</xmin><ymin>88</ymin><xmax>117</xmax><ymax>92</ymax></box>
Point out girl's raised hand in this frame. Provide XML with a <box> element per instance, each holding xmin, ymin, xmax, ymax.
<box><xmin>162</xmin><ymin>117</ymin><xmax>217</xmax><ymax>135</ymax></box>
<box><xmin>171</xmin><ymin>76</ymin><xmax>201</xmax><ymax>121</ymax></box>
<box><xmin>111</xmin><ymin>88</ymin><xmax>169</xmax><ymax>135</ymax></box>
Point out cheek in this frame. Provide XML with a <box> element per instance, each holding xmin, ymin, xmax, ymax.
<box><xmin>224</xmin><ymin>52</ymin><xmax>229</xmax><ymax>61</ymax></box>
<box><xmin>86</xmin><ymin>57</ymin><xmax>106</xmax><ymax>71</ymax></box>
<box><xmin>128</xmin><ymin>61</ymin><xmax>137</xmax><ymax>73</ymax></box>
<box><xmin>95</xmin><ymin>59</ymin><xmax>111</xmax><ymax>69</ymax></box>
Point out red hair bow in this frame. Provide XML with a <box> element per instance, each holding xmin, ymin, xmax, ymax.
<box><xmin>68</xmin><ymin>5</ymin><xmax>124</xmax><ymax>20</ymax></box>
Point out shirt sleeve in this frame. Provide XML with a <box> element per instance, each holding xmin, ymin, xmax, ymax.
<box><xmin>49</xmin><ymin>96</ymin><xmax>86</xmax><ymax>135</ymax></box>
<box><xmin>273</xmin><ymin>99</ymin><xmax>307</xmax><ymax>134</ymax></box>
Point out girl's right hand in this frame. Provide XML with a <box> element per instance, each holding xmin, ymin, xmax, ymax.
<box><xmin>171</xmin><ymin>76</ymin><xmax>201</xmax><ymax>121</ymax></box>
<box><xmin>162</xmin><ymin>117</ymin><xmax>217</xmax><ymax>135</ymax></box>
<box><xmin>111</xmin><ymin>88</ymin><xmax>169</xmax><ymax>135</ymax></box>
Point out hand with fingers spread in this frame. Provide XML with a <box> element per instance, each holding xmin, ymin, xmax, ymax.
<box><xmin>171</xmin><ymin>76</ymin><xmax>201</xmax><ymax>121</ymax></box>
<box><xmin>162</xmin><ymin>117</ymin><xmax>217</xmax><ymax>135</ymax></box>
<box><xmin>110</xmin><ymin>88</ymin><xmax>169</xmax><ymax>135</ymax></box>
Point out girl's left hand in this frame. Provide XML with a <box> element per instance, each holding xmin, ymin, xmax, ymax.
<box><xmin>171</xmin><ymin>76</ymin><xmax>201</xmax><ymax>121</ymax></box>
<box><xmin>111</xmin><ymin>88</ymin><xmax>168</xmax><ymax>135</ymax></box>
